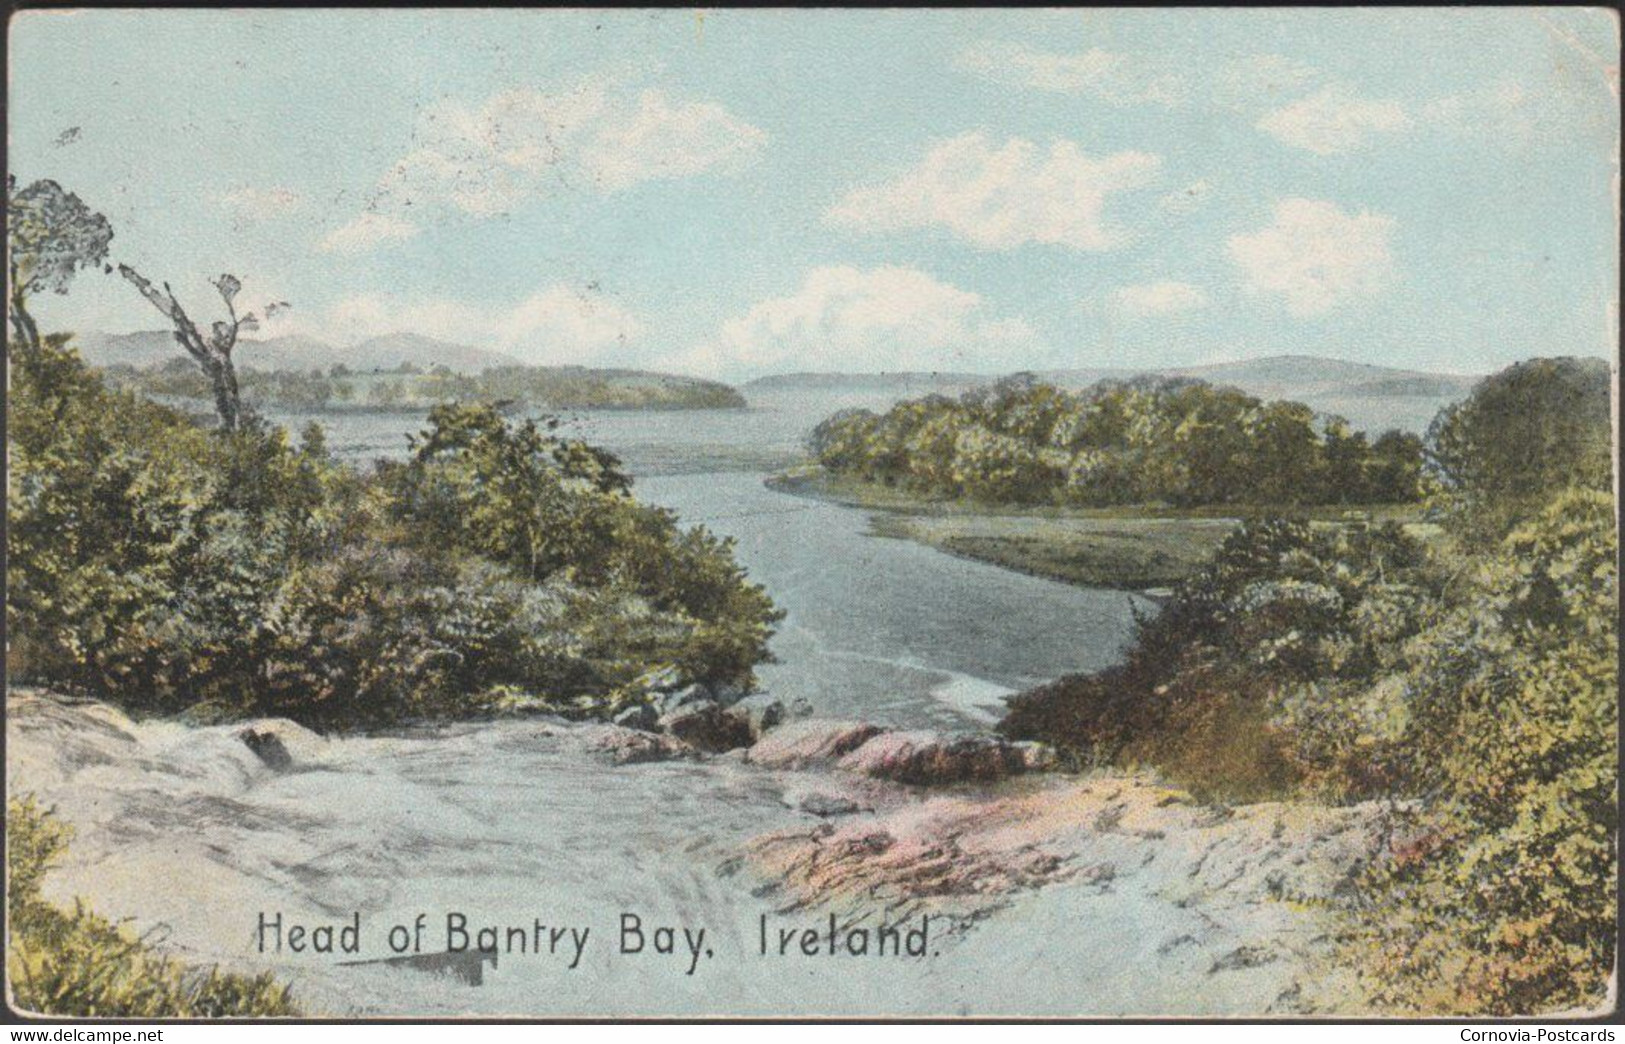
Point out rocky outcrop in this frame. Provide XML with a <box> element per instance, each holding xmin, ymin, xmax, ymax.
<box><xmin>746</xmin><ymin>719</ymin><xmax>886</xmax><ymax>768</ymax></box>
<box><xmin>583</xmin><ymin>723</ymin><xmax>692</xmax><ymax>765</ymax></box>
<box><xmin>612</xmin><ymin>703</ymin><xmax>659</xmax><ymax>732</ymax></box>
<box><xmin>743</xmin><ymin>774</ymin><xmax>1388</xmax><ymax>1002</ymax></box>
<box><xmin>836</xmin><ymin>730</ymin><xmax>1047</xmax><ymax>785</ymax></box>
<box><xmin>657</xmin><ymin>702</ymin><xmax>755</xmax><ymax>753</ymax></box>
<box><xmin>6</xmin><ymin>689</ymin><xmax>1393</xmax><ymax>1017</ymax></box>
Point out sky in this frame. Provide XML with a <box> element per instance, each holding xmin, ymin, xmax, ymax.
<box><xmin>7</xmin><ymin>8</ymin><xmax>1620</xmax><ymax>379</ymax></box>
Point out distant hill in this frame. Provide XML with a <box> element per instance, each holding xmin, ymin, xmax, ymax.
<box><xmin>742</xmin><ymin>371</ymin><xmax>993</xmax><ymax>396</ymax></box>
<box><xmin>73</xmin><ymin>329</ymin><xmax>521</xmax><ymax>374</ymax></box>
<box><xmin>1158</xmin><ymin>354</ymin><xmax>1479</xmax><ymax>401</ymax></box>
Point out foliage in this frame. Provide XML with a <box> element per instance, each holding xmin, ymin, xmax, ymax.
<box><xmin>1346</xmin><ymin>488</ymin><xmax>1617</xmax><ymax>1016</ymax></box>
<box><xmin>5</xmin><ymin>178</ymin><xmax>114</xmax><ymax>350</ymax></box>
<box><xmin>999</xmin><ymin>357</ymin><xmax>1617</xmax><ymax>1013</ymax></box>
<box><xmin>7</xmin><ymin>336</ymin><xmax>780</xmax><ymax>727</ymax></box>
<box><xmin>1425</xmin><ymin>356</ymin><xmax>1613</xmax><ymax>539</ymax></box>
<box><xmin>103</xmin><ymin>359</ymin><xmax>747</xmax><ymax>412</ymax></box>
<box><xmin>811</xmin><ymin>375</ymin><xmax>1427</xmax><ymax>508</ymax></box>
<box><xmin>7</xmin><ymin>797</ymin><xmax>300</xmax><ymax>1017</ymax></box>
<box><xmin>1000</xmin><ymin>516</ymin><xmax>1441</xmax><ymax>801</ymax></box>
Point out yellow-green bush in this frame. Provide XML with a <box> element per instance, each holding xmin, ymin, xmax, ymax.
<box><xmin>7</xmin><ymin>797</ymin><xmax>300</xmax><ymax>1017</ymax></box>
<box><xmin>1346</xmin><ymin>488</ymin><xmax>1617</xmax><ymax>1015</ymax></box>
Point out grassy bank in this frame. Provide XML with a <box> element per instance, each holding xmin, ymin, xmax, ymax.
<box><xmin>769</xmin><ymin>464</ymin><xmax>1426</xmax><ymax>591</ymax></box>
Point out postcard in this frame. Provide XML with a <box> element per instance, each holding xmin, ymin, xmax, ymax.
<box><xmin>5</xmin><ymin>7</ymin><xmax>1619</xmax><ymax>1020</ymax></box>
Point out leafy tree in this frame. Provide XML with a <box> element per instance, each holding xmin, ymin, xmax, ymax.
<box><xmin>5</xmin><ymin>177</ymin><xmax>113</xmax><ymax>351</ymax></box>
<box><xmin>811</xmin><ymin>377</ymin><xmax>1423</xmax><ymax>509</ymax></box>
<box><xmin>9</xmin><ymin>342</ymin><xmax>780</xmax><ymax>725</ymax></box>
<box><xmin>1426</xmin><ymin>357</ymin><xmax>1613</xmax><ymax>536</ymax></box>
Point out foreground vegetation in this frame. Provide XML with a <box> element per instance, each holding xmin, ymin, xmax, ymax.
<box><xmin>104</xmin><ymin>358</ymin><xmax>746</xmax><ymax>413</ymax></box>
<box><xmin>7</xmin><ymin>797</ymin><xmax>300</xmax><ymax>1017</ymax></box>
<box><xmin>999</xmin><ymin>356</ymin><xmax>1616</xmax><ymax>1015</ymax></box>
<box><xmin>7</xmin><ymin>334</ymin><xmax>781</xmax><ymax>729</ymax></box>
<box><xmin>810</xmin><ymin>373</ymin><xmax>1426</xmax><ymax>509</ymax></box>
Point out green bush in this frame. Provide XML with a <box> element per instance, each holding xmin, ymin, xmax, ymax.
<box><xmin>7</xmin><ymin>797</ymin><xmax>300</xmax><ymax>1017</ymax></box>
<box><xmin>6</xmin><ymin>337</ymin><xmax>780</xmax><ymax>727</ymax></box>
<box><xmin>1347</xmin><ymin>488</ymin><xmax>1617</xmax><ymax>1015</ymax></box>
<box><xmin>1426</xmin><ymin>356</ymin><xmax>1613</xmax><ymax>540</ymax></box>
<box><xmin>810</xmin><ymin>375</ymin><xmax>1428</xmax><ymax>509</ymax></box>
<box><xmin>1000</xmin><ymin>516</ymin><xmax>1439</xmax><ymax>801</ymax></box>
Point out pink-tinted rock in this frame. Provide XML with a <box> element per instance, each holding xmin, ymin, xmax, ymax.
<box><xmin>836</xmin><ymin>731</ymin><xmax>1031</xmax><ymax>785</ymax></box>
<box><xmin>746</xmin><ymin>719</ymin><xmax>886</xmax><ymax>768</ymax></box>
<box><xmin>585</xmin><ymin>725</ymin><xmax>690</xmax><ymax>765</ymax></box>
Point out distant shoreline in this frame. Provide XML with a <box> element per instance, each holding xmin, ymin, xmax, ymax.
<box><xmin>766</xmin><ymin>464</ymin><xmax>1425</xmax><ymax>593</ymax></box>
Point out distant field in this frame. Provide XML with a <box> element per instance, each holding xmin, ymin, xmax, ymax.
<box><xmin>769</xmin><ymin>465</ymin><xmax>1428</xmax><ymax>591</ymax></box>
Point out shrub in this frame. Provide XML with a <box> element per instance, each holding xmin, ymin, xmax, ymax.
<box><xmin>999</xmin><ymin>517</ymin><xmax>1440</xmax><ymax>801</ymax></box>
<box><xmin>7</xmin><ymin>339</ymin><xmax>780</xmax><ymax>727</ymax></box>
<box><xmin>1346</xmin><ymin>488</ymin><xmax>1617</xmax><ymax>1015</ymax></box>
<box><xmin>1426</xmin><ymin>356</ymin><xmax>1613</xmax><ymax>540</ymax></box>
<box><xmin>7</xmin><ymin>797</ymin><xmax>300</xmax><ymax>1017</ymax></box>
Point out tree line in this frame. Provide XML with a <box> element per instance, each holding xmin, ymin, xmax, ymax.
<box><xmin>809</xmin><ymin>373</ymin><xmax>1426</xmax><ymax>508</ymax></box>
<box><xmin>105</xmin><ymin>358</ymin><xmax>747</xmax><ymax>413</ymax></box>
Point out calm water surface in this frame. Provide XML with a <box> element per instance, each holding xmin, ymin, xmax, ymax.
<box><xmin>275</xmin><ymin>390</ymin><xmax>1146</xmax><ymax>730</ymax></box>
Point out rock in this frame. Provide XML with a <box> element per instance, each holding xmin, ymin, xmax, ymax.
<box><xmin>612</xmin><ymin>703</ymin><xmax>659</xmax><ymax>732</ymax></box>
<box><xmin>659</xmin><ymin>702</ymin><xmax>755</xmax><ymax>754</ymax></box>
<box><xmin>797</xmin><ymin>793</ymin><xmax>862</xmax><ymax>818</ymax></box>
<box><xmin>732</xmin><ymin>694</ymin><xmax>784</xmax><ymax>738</ymax></box>
<box><xmin>239</xmin><ymin>729</ymin><xmax>292</xmax><ymax>770</ymax></box>
<box><xmin>746</xmin><ymin>719</ymin><xmax>887</xmax><ymax>768</ymax></box>
<box><xmin>787</xmin><ymin>697</ymin><xmax>815</xmax><ymax>719</ymax></box>
<box><xmin>707</xmin><ymin>680</ymin><xmax>750</xmax><ymax>709</ymax></box>
<box><xmin>586</xmin><ymin>725</ymin><xmax>689</xmax><ymax>765</ymax></box>
<box><xmin>658</xmin><ymin>684</ymin><xmax>713</xmax><ymax>716</ymax></box>
<box><xmin>1012</xmin><ymin>741</ymin><xmax>1057</xmax><ymax>772</ymax></box>
<box><xmin>836</xmin><ymin>731</ymin><xmax>1032</xmax><ymax>785</ymax></box>
<box><xmin>234</xmin><ymin>719</ymin><xmax>327</xmax><ymax>769</ymax></box>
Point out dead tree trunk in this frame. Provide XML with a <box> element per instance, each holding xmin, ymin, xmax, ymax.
<box><xmin>116</xmin><ymin>265</ymin><xmax>253</xmax><ymax>431</ymax></box>
<box><xmin>7</xmin><ymin>285</ymin><xmax>41</xmax><ymax>353</ymax></box>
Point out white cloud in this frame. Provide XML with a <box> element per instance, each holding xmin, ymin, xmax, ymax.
<box><xmin>218</xmin><ymin>186</ymin><xmax>302</xmax><ymax>222</ymax></box>
<box><xmin>318</xmin><ymin>213</ymin><xmax>419</xmax><ymax>254</ymax></box>
<box><xmin>302</xmin><ymin>286</ymin><xmax>641</xmax><ymax>365</ymax></box>
<box><xmin>1114</xmin><ymin>280</ymin><xmax>1210</xmax><ymax>318</ymax></box>
<box><xmin>955</xmin><ymin>42</ymin><xmax>1186</xmax><ymax>107</ymax></box>
<box><xmin>1227</xmin><ymin>198</ymin><xmax>1397</xmax><ymax>316</ymax></box>
<box><xmin>828</xmin><ymin>133</ymin><xmax>1160</xmax><ymax>251</ymax></box>
<box><xmin>1257</xmin><ymin>87</ymin><xmax>1410</xmax><ymax>154</ymax></box>
<box><xmin>373</xmin><ymin>83</ymin><xmax>764</xmax><ymax>218</ymax></box>
<box><xmin>673</xmin><ymin>265</ymin><xmax>1043</xmax><ymax>377</ymax></box>
<box><xmin>493</xmin><ymin>286</ymin><xmax>642</xmax><ymax>364</ymax></box>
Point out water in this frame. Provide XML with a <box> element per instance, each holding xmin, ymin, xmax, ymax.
<box><xmin>274</xmin><ymin>391</ymin><xmax>1146</xmax><ymax>731</ymax></box>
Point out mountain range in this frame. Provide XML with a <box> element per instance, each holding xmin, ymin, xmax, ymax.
<box><xmin>743</xmin><ymin>355</ymin><xmax>1487</xmax><ymax>434</ymax></box>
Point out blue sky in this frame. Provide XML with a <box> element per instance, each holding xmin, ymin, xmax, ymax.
<box><xmin>8</xmin><ymin>8</ymin><xmax>1619</xmax><ymax>378</ymax></box>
